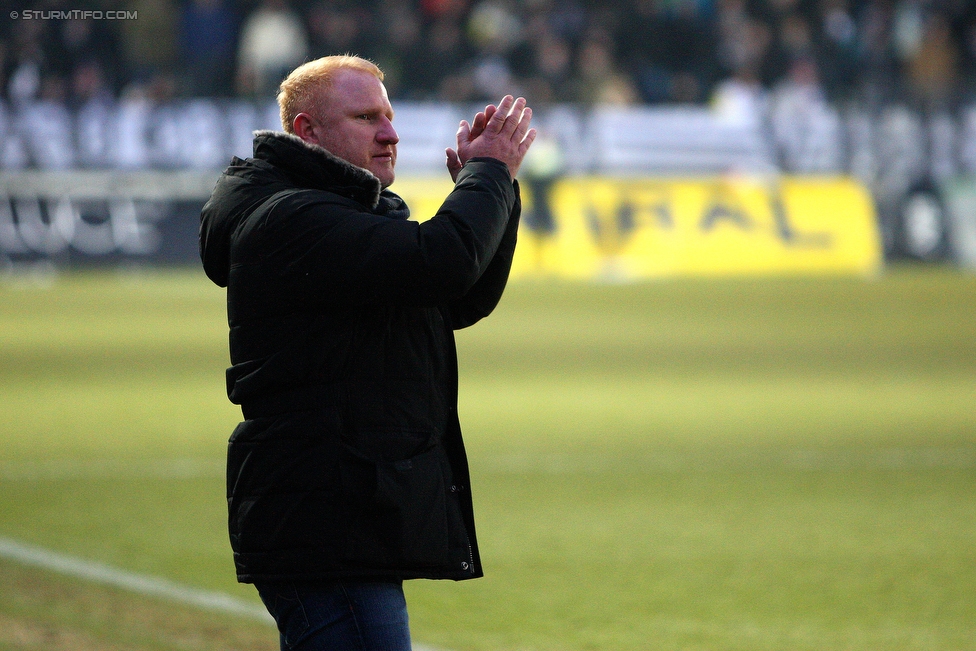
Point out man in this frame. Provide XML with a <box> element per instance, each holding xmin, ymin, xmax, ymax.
<box><xmin>199</xmin><ymin>55</ymin><xmax>535</xmax><ymax>651</ymax></box>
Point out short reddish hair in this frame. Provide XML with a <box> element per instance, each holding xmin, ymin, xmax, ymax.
<box><xmin>278</xmin><ymin>55</ymin><xmax>384</xmax><ymax>134</ymax></box>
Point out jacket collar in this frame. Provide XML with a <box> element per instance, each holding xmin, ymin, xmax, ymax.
<box><xmin>252</xmin><ymin>130</ymin><xmax>383</xmax><ymax>209</ymax></box>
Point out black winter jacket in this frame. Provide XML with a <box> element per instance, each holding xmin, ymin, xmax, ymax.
<box><xmin>199</xmin><ymin>130</ymin><xmax>520</xmax><ymax>584</ymax></box>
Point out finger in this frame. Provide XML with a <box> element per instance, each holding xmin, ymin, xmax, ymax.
<box><xmin>519</xmin><ymin>128</ymin><xmax>538</xmax><ymax>156</ymax></box>
<box><xmin>445</xmin><ymin>147</ymin><xmax>462</xmax><ymax>181</ymax></box>
<box><xmin>499</xmin><ymin>97</ymin><xmax>527</xmax><ymax>138</ymax></box>
<box><xmin>472</xmin><ymin>106</ymin><xmax>496</xmax><ymax>140</ymax></box>
<box><xmin>456</xmin><ymin>119</ymin><xmax>471</xmax><ymax>145</ymax></box>
<box><xmin>511</xmin><ymin>105</ymin><xmax>533</xmax><ymax>142</ymax></box>
<box><xmin>485</xmin><ymin>95</ymin><xmax>514</xmax><ymax>133</ymax></box>
<box><xmin>470</xmin><ymin>111</ymin><xmax>488</xmax><ymax>139</ymax></box>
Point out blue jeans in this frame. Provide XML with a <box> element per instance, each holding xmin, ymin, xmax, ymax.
<box><xmin>255</xmin><ymin>580</ymin><xmax>412</xmax><ymax>651</ymax></box>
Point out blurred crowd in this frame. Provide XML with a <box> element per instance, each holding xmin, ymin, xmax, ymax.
<box><xmin>2</xmin><ymin>0</ymin><xmax>976</xmax><ymax>112</ymax></box>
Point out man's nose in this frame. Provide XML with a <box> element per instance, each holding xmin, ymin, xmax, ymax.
<box><xmin>378</xmin><ymin>117</ymin><xmax>398</xmax><ymax>144</ymax></box>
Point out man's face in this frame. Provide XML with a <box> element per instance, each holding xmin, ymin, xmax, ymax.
<box><xmin>305</xmin><ymin>69</ymin><xmax>398</xmax><ymax>188</ymax></box>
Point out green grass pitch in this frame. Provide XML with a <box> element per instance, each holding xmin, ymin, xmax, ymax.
<box><xmin>0</xmin><ymin>266</ymin><xmax>973</xmax><ymax>650</ymax></box>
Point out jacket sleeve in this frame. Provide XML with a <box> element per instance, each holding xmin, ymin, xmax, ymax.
<box><xmin>445</xmin><ymin>182</ymin><xmax>521</xmax><ymax>329</ymax></box>
<box><xmin>232</xmin><ymin>159</ymin><xmax>517</xmax><ymax>311</ymax></box>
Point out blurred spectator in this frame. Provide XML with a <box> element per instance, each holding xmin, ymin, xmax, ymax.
<box><xmin>466</xmin><ymin>0</ymin><xmax>523</xmax><ymax>100</ymax></box>
<box><xmin>20</xmin><ymin>82</ymin><xmax>75</xmax><ymax>169</ymax></box>
<box><xmin>118</xmin><ymin>0</ymin><xmax>179</xmax><ymax>89</ymax></box>
<box><xmin>510</xmin><ymin>13</ymin><xmax>577</xmax><ymax>104</ymax></box>
<box><xmin>903</xmin><ymin>9</ymin><xmax>960</xmax><ymax>110</ymax></box>
<box><xmin>470</xmin><ymin>53</ymin><xmax>517</xmax><ymax>101</ymax></box>
<box><xmin>306</xmin><ymin>1</ymin><xmax>370</xmax><ymax>57</ymax></box>
<box><xmin>813</xmin><ymin>0</ymin><xmax>860</xmax><ymax>100</ymax></box>
<box><xmin>59</xmin><ymin>10</ymin><xmax>123</xmax><ymax>99</ymax></box>
<box><xmin>621</xmin><ymin>0</ymin><xmax>719</xmax><ymax>103</ymax></box>
<box><xmin>765</xmin><ymin>12</ymin><xmax>816</xmax><ymax>83</ymax></box>
<box><xmin>856</xmin><ymin>0</ymin><xmax>902</xmax><ymax>104</ymax></box>
<box><xmin>545</xmin><ymin>0</ymin><xmax>588</xmax><ymax>41</ymax></box>
<box><xmin>768</xmin><ymin>55</ymin><xmax>843</xmax><ymax>171</ymax></box>
<box><xmin>760</xmin><ymin>0</ymin><xmax>811</xmax><ymax>24</ymax></box>
<box><xmin>575</xmin><ymin>32</ymin><xmax>640</xmax><ymax>105</ymax></box>
<box><xmin>407</xmin><ymin>12</ymin><xmax>476</xmax><ymax>101</ymax></box>
<box><xmin>662</xmin><ymin>0</ymin><xmax>719</xmax><ymax>100</ymax></box>
<box><xmin>420</xmin><ymin>0</ymin><xmax>471</xmax><ymax>21</ymax></box>
<box><xmin>716</xmin><ymin>0</ymin><xmax>773</xmax><ymax>85</ymax></box>
<box><xmin>6</xmin><ymin>14</ymin><xmax>51</xmax><ymax>104</ymax></box>
<box><xmin>520</xmin><ymin>125</ymin><xmax>565</xmax><ymax>237</ymax></box>
<box><xmin>467</xmin><ymin>0</ymin><xmax>522</xmax><ymax>52</ymax></box>
<box><xmin>236</xmin><ymin>0</ymin><xmax>309</xmax><ymax>99</ymax></box>
<box><xmin>619</xmin><ymin>0</ymin><xmax>675</xmax><ymax>102</ymax></box>
<box><xmin>710</xmin><ymin>63</ymin><xmax>768</xmax><ymax>126</ymax></box>
<box><xmin>962</xmin><ymin>8</ymin><xmax>976</xmax><ymax>98</ymax></box>
<box><xmin>70</xmin><ymin>59</ymin><xmax>113</xmax><ymax>107</ymax></box>
<box><xmin>367</xmin><ymin>0</ymin><xmax>424</xmax><ymax>99</ymax></box>
<box><xmin>178</xmin><ymin>0</ymin><xmax>239</xmax><ymax>97</ymax></box>
<box><xmin>0</xmin><ymin>18</ymin><xmax>8</xmax><ymax>89</ymax></box>
<box><xmin>72</xmin><ymin>59</ymin><xmax>115</xmax><ymax>168</ymax></box>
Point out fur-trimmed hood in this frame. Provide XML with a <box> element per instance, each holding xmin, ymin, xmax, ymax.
<box><xmin>200</xmin><ymin>130</ymin><xmax>408</xmax><ymax>287</ymax></box>
<box><xmin>250</xmin><ymin>130</ymin><xmax>383</xmax><ymax>208</ymax></box>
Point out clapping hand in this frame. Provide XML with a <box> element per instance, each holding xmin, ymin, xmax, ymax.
<box><xmin>446</xmin><ymin>95</ymin><xmax>536</xmax><ymax>182</ymax></box>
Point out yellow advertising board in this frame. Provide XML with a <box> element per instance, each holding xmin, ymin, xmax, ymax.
<box><xmin>393</xmin><ymin>175</ymin><xmax>883</xmax><ymax>280</ymax></box>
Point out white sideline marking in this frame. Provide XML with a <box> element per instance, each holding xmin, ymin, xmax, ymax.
<box><xmin>0</xmin><ymin>536</ymin><xmax>445</xmax><ymax>650</ymax></box>
<box><xmin>0</xmin><ymin>536</ymin><xmax>273</xmax><ymax>622</ymax></box>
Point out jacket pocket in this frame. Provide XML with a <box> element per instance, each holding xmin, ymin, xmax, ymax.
<box><xmin>340</xmin><ymin>442</ymin><xmax>455</xmax><ymax>569</ymax></box>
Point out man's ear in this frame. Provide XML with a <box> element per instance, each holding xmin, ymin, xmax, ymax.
<box><xmin>293</xmin><ymin>113</ymin><xmax>317</xmax><ymax>144</ymax></box>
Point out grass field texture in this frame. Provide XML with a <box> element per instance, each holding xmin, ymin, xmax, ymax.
<box><xmin>0</xmin><ymin>266</ymin><xmax>973</xmax><ymax>650</ymax></box>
